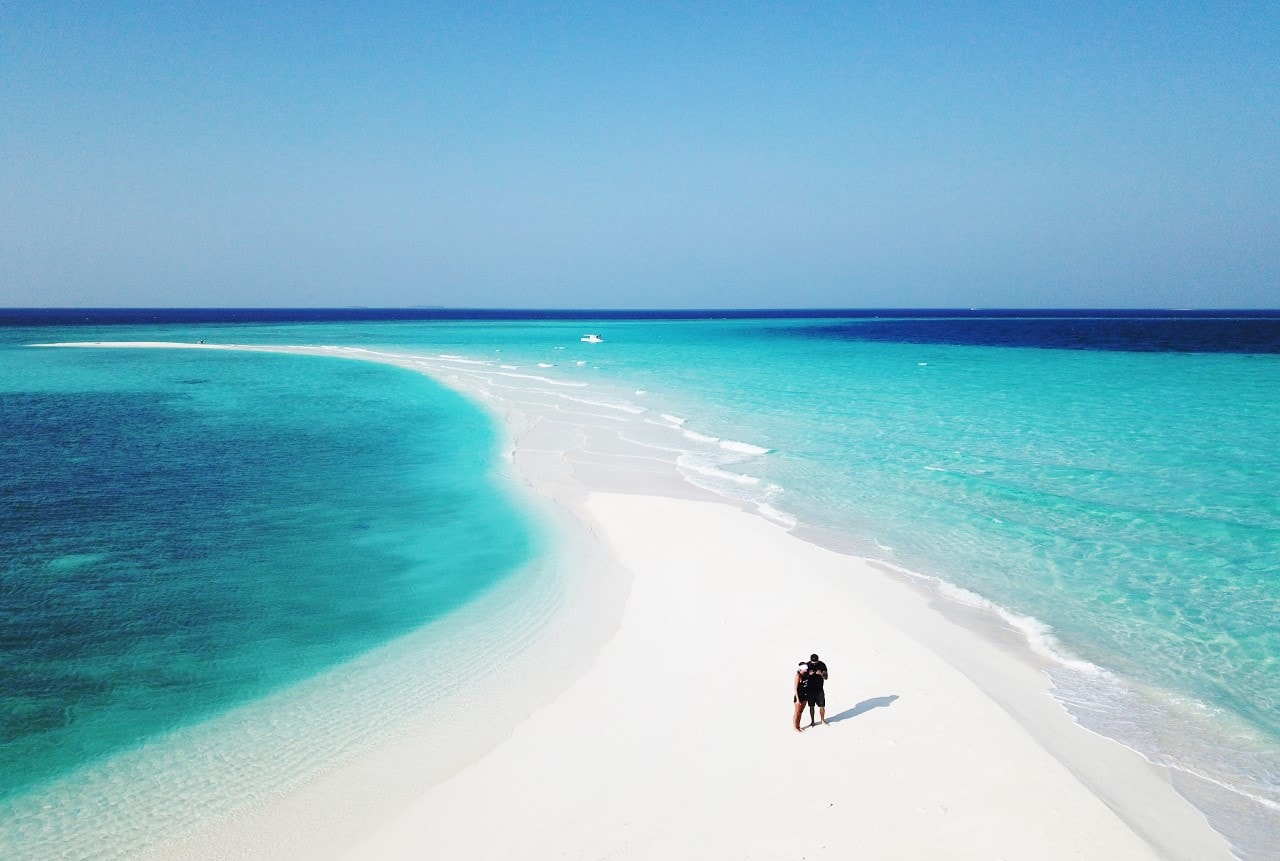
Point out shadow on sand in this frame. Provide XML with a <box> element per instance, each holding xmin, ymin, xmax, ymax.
<box><xmin>827</xmin><ymin>695</ymin><xmax>899</xmax><ymax>724</ymax></box>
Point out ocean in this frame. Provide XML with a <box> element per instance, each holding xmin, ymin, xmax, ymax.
<box><xmin>1</xmin><ymin>310</ymin><xmax>1277</xmax><ymax>856</ymax></box>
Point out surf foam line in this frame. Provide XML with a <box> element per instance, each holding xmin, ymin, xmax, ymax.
<box><xmin>433</xmin><ymin>355</ymin><xmax>493</xmax><ymax>366</ymax></box>
<box><xmin>682</xmin><ymin>429</ymin><xmax>720</xmax><ymax>444</ymax></box>
<box><xmin>673</xmin><ymin>429</ymin><xmax>770</xmax><ymax>456</ymax></box>
<box><xmin>554</xmin><ymin>394</ymin><xmax>648</xmax><ymax>414</ymax></box>
<box><xmin>478</xmin><ymin>370</ymin><xmax>591</xmax><ymax>388</ymax></box>
<box><xmin>614</xmin><ymin>434</ymin><xmax>692</xmax><ymax>457</ymax></box>
<box><xmin>420</xmin><ymin>360</ymin><xmax>591</xmax><ymax>389</ymax></box>
<box><xmin>867</xmin><ymin>558</ymin><xmax>1105</xmax><ymax>676</ymax></box>
<box><xmin>552</xmin><ymin>407</ymin><xmax>629</xmax><ymax>423</ymax></box>
<box><xmin>719</xmin><ymin>439</ymin><xmax>771</xmax><ymax>456</ymax></box>
<box><xmin>675</xmin><ymin>456</ymin><xmax>762</xmax><ymax>487</ymax></box>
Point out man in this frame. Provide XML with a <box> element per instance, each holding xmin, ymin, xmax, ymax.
<box><xmin>805</xmin><ymin>653</ymin><xmax>828</xmax><ymax>727</ymax></box>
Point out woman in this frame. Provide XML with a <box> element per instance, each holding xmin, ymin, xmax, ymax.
<box><xmin>792</xmin><ymin>661</ymin><xmax>811</xmax><ymax>732</ymax></box>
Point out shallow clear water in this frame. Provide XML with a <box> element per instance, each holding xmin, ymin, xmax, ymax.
<box><xmin>0</xmin><ymin>333</ymin><xmax>534</xmax><ymax>801</ymax></box>
<box><xmin>2</xmin><ymin>312</ymin><xmax>1278</xmax><ymax>855</ymax></box>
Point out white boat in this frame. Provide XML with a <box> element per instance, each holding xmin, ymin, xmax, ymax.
<box><xmin>580</xmin><ymin>334</ymin><xmax>604</xmax><ymax>343</ymax></box>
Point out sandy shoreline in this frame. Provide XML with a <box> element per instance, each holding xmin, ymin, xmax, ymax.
<box><xmin>354</xmin><ymin>493</ymin><xmax>1233</xmax><ymax>859</ymax></box>
<box><xmin>37</xmin><ymin>343</ymin><xmax>1235</xmax><ymax>858</ymax></box>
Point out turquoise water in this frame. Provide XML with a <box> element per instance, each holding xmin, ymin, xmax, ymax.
<box><xmin>0</xmin><ymin>333</ymin><xmax>534</xmax><ymax>802</ymax></box>
<box><xmin>2</xmin><ymin>314</ymin><xmax>1278</xmax><ymax>853</ymax></box>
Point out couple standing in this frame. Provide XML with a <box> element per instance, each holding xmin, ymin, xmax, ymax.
<box><xmin>792</xmin><ymin>653</ymin><xmax>828</xmax><ymax>732</ymax></box>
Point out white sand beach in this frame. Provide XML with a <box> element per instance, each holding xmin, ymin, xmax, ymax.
<box><xmin>45</xmin><ymin>343</ymin><xmax>1235</xmax><ymax>859</ymax></box>
<box><xmin>351</xmin><ymin>492</ymin><xmax>1233</xmax><ymax>860</ymax></box>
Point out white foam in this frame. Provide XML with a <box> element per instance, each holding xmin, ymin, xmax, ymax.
<box><xmin>676</xmin><ymin>456</ymin><xmax>761</xmax><ymax>486</ymax></box>
<box><xmin>490</xmin><ymin>371</ymin><xmax>587</xmax><ymax>388</ymax></box>
<box><xmin>346</xmin><ymin>348</ymin><xmax>405</xmax><ymax>360</ymax></box>
<box><xmin>558</xmin><ymin>395</ymin><xmax>646</xmax><ymax>415</ymax></box>
<box><xmin>1163</xmin><ymin>762</ymin><xmax>1280</xmax><ymax>812</ymax></box>
<box><xmin>659</xmin><ymin>414</ymin><xmax>686</xmax><ymax>426</ymax></box>
<box><xmin>538</xmin><ymin>363</ymin><xmax>553</xmax><ymax>368</ymax></box>
<box><xmin>634</xmin><ymin>390</ymin><xmax>647</xmax><ymax>395</ymax></box>
<box><xmin>614</xmin><ymin>434</ymin><xmax>689</xmax><ymax>456</ymax></box>
<box><xmin>881</xmin><ymin>563</ymin><xmax>1105</xmax><ymax>676</ymax></box>
<box><xmin>755</xmin><ymin>503</ymin><xmax>797</xmax><ymax>528</ymax></box>
<box><xmin>557</xmin><ymin>409</ymin><xmax>628</xmax><ymax>424</ymax></box>
<box><xmin>682</xmin><ymin>430</ymin><xmax>720</xmax><ymax>445</ymax></box>
<box><xmin>719</xmin><ymin>439</ymin><xmax>770</xmax><ymax>456</ymax></box>
<box><xmin>500</xmin><ymin>364</ymin><xmax>518</xmax><ymax>370</ymax></box>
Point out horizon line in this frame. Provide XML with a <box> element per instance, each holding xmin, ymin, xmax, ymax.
<box><xmin>3</xmin><ymin>306</ymin><xmax>1280</xmax><ymax>314</ymax></box>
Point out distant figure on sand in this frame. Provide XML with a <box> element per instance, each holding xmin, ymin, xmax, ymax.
<box><xmin>792</xmin><ymin>662</ymin><xmax>810</xmax><ymax>732</ymax></box>
<box><xmin>805</xmin><ymin>653</ymin><xmax>829</xmax><ymax>727</ymax></box>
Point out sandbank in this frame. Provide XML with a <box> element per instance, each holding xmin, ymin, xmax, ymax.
<box><xmin>351</xmin><ymin>492</ymin><xmax>1231</xmax><ymax>859</ymax></box>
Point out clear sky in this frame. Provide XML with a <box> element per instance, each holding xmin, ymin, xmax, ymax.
<box><xmin>2</xmin><ymin>2</ymin><xmax>1277</xmax><ymax>308</ymax></box>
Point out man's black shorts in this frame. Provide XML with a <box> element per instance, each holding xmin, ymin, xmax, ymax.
<box><xmin>806</xmin><ymin>689</ymin><xmax>825</xmax><ymax>708</ymax></box>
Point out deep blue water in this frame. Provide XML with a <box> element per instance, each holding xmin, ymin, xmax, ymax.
<box><xmin>784</xmin><ymin>315</ymin><xmax>1280</xmax><ymax>353</ymax></box>
<box><xmin>3</xmin><ymin>306</ymin><xmax>1279</xmax><ymax>344</ymax></box>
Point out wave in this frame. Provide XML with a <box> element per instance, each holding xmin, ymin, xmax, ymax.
<box><xmin>675</xmin><ymin>455</ymin><xmax>761</xmax><ymax>486</ymax></box>
<box><xmin>755</xmin><ymin>502</ymin><xmax>797</xmax><ymax>528</ymax></box>
<box><xmin>490</xmin><ymin>371</ymin><xmax>587</xmax><ymax>388</ymax></box>
<box><xmin>615</xmin><ymin>434</ymin><xmax>689</xmax><ymax>456</ymax></box>
<box><xmin>557</xmin><ymin>395</ymin><xmax>646</xmax><ymax>415</ymax></box>
<box><xmin>682</xmin><ymin>429</ymin><xmax>720</xmax><ymax>444</ymax></box>
<box><xmin>872</xmin><ymin>558</ymin><xmax>1104</xmax><ymax>675</ymax></box>
<box><xmin>434</xmin><ymin>355</ymin><xmax>493</xmax><ymax>366</ymax></box>
<box><xmin>675</xmin><ymin>428</ymin><xmax>770</xmax><ymax>457</ymax></box>
<box><xmin>720</xmin><ymin>439</ymin><xmax>770</xmax><ymax>456</ymax></box>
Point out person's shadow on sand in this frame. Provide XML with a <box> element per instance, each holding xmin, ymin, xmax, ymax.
<box><xmin>827</xmin><ymin>695</ymin><xmax>899</xmax><ymax>724</ymax></box>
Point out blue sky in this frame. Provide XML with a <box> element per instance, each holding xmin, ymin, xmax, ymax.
<box><xmin>2</xmin><ymin>2</ymin><xmax>1277</xmax><ymax>308</ymax></box>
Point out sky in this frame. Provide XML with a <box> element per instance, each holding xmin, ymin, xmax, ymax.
<box><xmin>2</xmin><ymin>2</ymin><xmax>1278</xmax><ymax>309</ymax></box>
